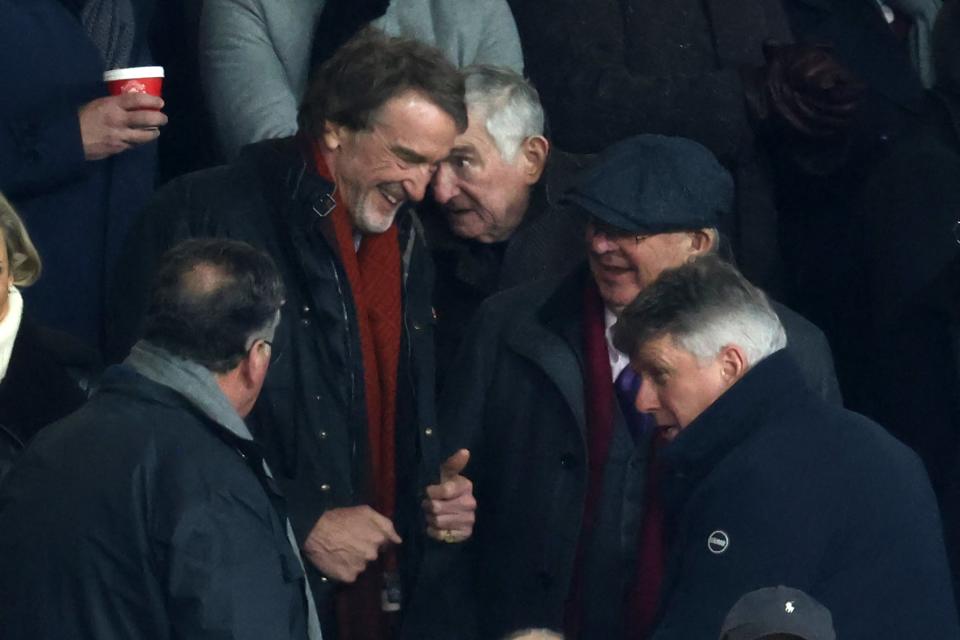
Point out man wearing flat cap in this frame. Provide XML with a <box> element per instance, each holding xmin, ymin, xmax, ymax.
<box><xmin>411</xmin><ymin>135</ymin><xmax>839</xmax><ymax>639</ymax></box>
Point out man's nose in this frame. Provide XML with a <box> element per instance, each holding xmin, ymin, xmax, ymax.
<box><xmin>404</xmin><ymin>166</ymin><xmax>435</xmax><ymax>203</ymax></box>
<box><xmin>589</xmin><ymin>228</ymin><xmax>619</xmax><ymax>254</ymax></box>
<box><xmin>634</xmin><ymin>377</ymin><xmax>660</xmax><ymax>414</ymax></box>
<box><xmin>431</xmin><ymin>164</ymin><xmax>459</xmax><ymax>204</ymax></box>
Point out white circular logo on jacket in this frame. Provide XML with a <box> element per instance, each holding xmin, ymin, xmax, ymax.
<box><xmin>707</xmin><ymin>530</ymin><xmax>730</xmax><ymax>554</ymax></box>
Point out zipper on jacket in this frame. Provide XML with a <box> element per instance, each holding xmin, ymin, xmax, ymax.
<box><xmin>329</xmin><ymin>254</ymin><xmax>360</xmax><ymax>474</ymax></box>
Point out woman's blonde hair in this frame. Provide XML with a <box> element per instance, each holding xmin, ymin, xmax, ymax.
<box><xmin>0</xmin><ymin>192</ymin><xmax>42</xmax><ymax>286</ymax></box>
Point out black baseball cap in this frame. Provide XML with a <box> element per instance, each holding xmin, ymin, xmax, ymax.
<box><xmin>719</xmin><ymin>586</ymin><xmax>836</xmax><ymax>640</ymax></box>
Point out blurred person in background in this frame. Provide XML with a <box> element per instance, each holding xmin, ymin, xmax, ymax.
<box><xmin>0</xmin><ymin>193</ymin><xmax>97</xmax><ymax>483</ymax></box>
<box><xmin>0</xmin><ymin>0</ymin><xmax>167</xmax><ymax>348</ymax></box>
<box><xmin>201</xmin><ymin>0</ymin><xmax>523</xmax><ymax>159</ymax></box>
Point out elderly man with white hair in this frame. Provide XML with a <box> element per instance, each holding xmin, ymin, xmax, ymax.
<box><xmin>410</xmin><ymin>135</ymin><xmax>839</xmax><ymax>640</ymax></box>
<box><xmin>611</xmin><ymin>255</ymin><xmax>959</xmax><ymax>640</ymax></box>
<box><xmin>424</xmin><ymin>64</ymin><xmax>591</xmax><ymax>379</ymax></box>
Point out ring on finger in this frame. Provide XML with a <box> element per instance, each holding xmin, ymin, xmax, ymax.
<box><xmin>439</xmin><ymin>529</ymin><xmax>458</xmax><ymax>544</ymax></box>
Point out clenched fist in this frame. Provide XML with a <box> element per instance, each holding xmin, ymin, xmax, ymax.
<box><xmin>302</xmin><ymin>505</ymin><xmax>402</xmax><ymax>583</ymax></box>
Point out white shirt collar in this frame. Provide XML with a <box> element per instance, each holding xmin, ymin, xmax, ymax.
<box><xmin>603</xmin><ymin>307</ymin><xmax>630</xmax><ymax>382</ymax></box>
<box><xmin>0</xmin><ymin>287</ymin><xmax>24</xmax><ymax>382</ymax></box>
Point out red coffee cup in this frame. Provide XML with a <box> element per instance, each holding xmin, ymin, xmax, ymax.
<box><xmin>103</xmin><ymin>66</ymin><xmax>164</xmax><ymax>98</ymax></box>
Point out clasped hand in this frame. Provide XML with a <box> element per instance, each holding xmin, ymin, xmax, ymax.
<box><xmin>79</xmin><ymin>92</ymin><xmax>168</xmax><ymax>161</ymax></box>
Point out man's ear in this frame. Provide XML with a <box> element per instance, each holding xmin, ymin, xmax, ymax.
<box><xmin>688</xmin><ymin>229</ymin><xmax>715</xmax><ymax>256</ymax></box>
<box><xmin>322</xmin><ymin>120</ymin><xmax>347</xmax><ymax>152</ymax></box>
<box><xmin>718</xmin><ymin>343</ymin><xmax>748</xmax><ymax>387</ymax></box>
<box><xmin>242</xmin><ymin>340</ymin><xmax>271</xmax><ymax>389</ymax></box>
<box><xmin>518</xmin><ymin>135</ymin><xmax>549</xmax><ymax>185</ymax></box>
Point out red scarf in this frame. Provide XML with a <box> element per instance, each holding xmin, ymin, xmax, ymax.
<box><xmin>314</xmin><ymin>145</ymin><xmax>402</xmax><ymax>639</ymax></box>
<box><xmin>565</xmin><ymin>281</ymin><xmax>618</xmax><ymax>637</ymax></box>
<box><xmin>626</xmin><ymin>440</ymin><xmax>666</xmax><ymax>640</ymax></box>
<box><xmin>566</xmin><ymin>281</ymin><xmax>666</xmax><ymax>639</ymax></box>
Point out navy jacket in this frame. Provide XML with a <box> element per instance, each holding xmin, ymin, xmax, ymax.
<box><xmin>411</xmin><ymin>268</ymin><xmax>840</xmax><ymax>639</ymax></box>
<box><xmin>0</xmin><ymin>0</ymin><xmax>157</xmax><ymax>346</ymax></box>
<box><xmin>0</xmin><ymin>366</ymin><xmax>310</xmax><ymax>640</ymax></box>
<box><xmin>652</xmin><ymin>349</ymin><xmax>959</xmax><ymax>639</ymax></box>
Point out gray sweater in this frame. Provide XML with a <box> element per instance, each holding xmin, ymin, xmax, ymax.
<box><xmin>200</xmin><ymin>0</ymin><xmax>524</xmax><ymax>158</ymax></box>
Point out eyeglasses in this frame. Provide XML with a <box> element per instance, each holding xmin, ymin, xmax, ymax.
<box><xmin>587</xmin><ymin>218</ymin><xmax>649</xmax><ymax>246</ymax></box>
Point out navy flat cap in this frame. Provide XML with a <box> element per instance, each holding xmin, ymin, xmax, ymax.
<box><xmin>563</xmin><ymin>134</ymin><xmax>734</xmax><ymax>233</ymax></box>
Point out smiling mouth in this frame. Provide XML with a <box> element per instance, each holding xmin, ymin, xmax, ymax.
<box><xmin>596</xmin><ymin>262</ymin><xmax>631</xmax><ymax>276</ymax></box>
<box><xmin>379</xmin><ymin>186</ymin><xmax>404</xmax><ymax>206</ymax></box>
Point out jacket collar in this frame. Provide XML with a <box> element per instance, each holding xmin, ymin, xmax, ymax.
<box><xmin>239</xmin><ymin>135</ymin><xmax>420</xmax><ymax>279</ymax></box>
<box><xmin>660</xmin><ymin>349</ymin><xmax>809</xmax><ymax>493</ymax></box>
<box><xmin>422</xmin><ymin>175</ymin><xmax>552</xmax><ymax>293</ymax></box>
<box><xmin>934</xmin><ymin>88</ymin><xmax>960</xmax><ymax>143</ymax></box>
<box><xmin>422</xmin><ymin>149</ymin><xmax>590</xmax><ymax>293</ymax></box>
<box><xmin>125</xmin><ymin>341</ymin><xmax>254</xmax><ymax>443</ymax></box>
<box><xmin>502</xmin><ymin>267</ymin><xmax>591</xmax><ymax>432</ymax></box>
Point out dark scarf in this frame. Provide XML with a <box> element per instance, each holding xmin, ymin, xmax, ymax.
<box><xmin>57</xmin><ymin>0</ymin><xmax>136</xmax><ymax>69</ymax></box>
<box><xmin>313</xmin><ymin>144</ymin><xmax>402</xmax><ymax>639</ymax></box>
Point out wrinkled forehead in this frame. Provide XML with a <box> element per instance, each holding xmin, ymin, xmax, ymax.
<box><xmin>449</xmin><ymin>112</ymin><xmax>502</xmax><ymax>158</ymax></box>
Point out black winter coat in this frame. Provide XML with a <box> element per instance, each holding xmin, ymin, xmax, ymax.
<box><xmin>855</xmin><ymin>90</ymin><xmax>960</xmax><ymax>610</ymax></box>
<box><xmin>855</xmin><ymin>91</ymin><xmax>960</xmax><ymax>495</ymax></box>
<box><xmin>0</xmin><ymin>366</ymin><xmax>310</xmax><ymax>640</ymax></box>
<box><xmin>505</xmin><ymin>0</ymin><xmax>793</xmax><ymax>293</ymax></box>
<box><xmin>0</xmin><ymin>0</ymin><xmax>157</xmax><ymax>347</ymax></box>
<box><xmin>423</xmin><ymin>149</ymin><xmax>591</xmax><ymax>383</ymax></box>
<box><xmin>0</xmin><ymin>314</ymin><xmax>97</xmax><ymax>481</ymax></box>
<box><xmin>0</xmin><ymin>315</ymin><xmax>93</xmax><ymax>444</ymax></box>
<box><xmin>651</xmin><ymin>350</ymin><xmax>959</xmax><ymax>639</ymax></box>
<box><xmin>413</xmin><ymin>268</ymin><xmax>839</xmax><ymax>639</ymax></box>
<box><xmin>105</xmin><ymin>137</ymin><xmax>440</xmax><ymax>634</ymax></box>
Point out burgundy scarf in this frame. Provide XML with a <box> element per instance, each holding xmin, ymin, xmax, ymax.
<box><xmin>314</xmin><ymin>145</ymin><xmax>402</xmax><ymax>639</ymax></box>
<box><xmin>566</xmin><ymin>281</ymin><xmax>666</xmax><ymax>639</ymax></box>
<box><xmin>564</xmin><ymin>281</ymin><xmax>618</xmax><ymax>637</ymax></box>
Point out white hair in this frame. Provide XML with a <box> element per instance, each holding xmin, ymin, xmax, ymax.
<box><xmin>676</xmin><ymin>304</ymin><xmax>787</xmax><ymax>366</ymax></box>
<box><xmin>613</xmin><ymin>256</ymin><xmax>787</xmax><ymax>368</ymax></box>
<box><xmin>463</xmin><ymin>65</ymin><xmax>545</xmax><ymax>162</ymax></box>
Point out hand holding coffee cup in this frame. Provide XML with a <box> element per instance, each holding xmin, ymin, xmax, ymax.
<box><xmin>103</xmin><ymin>66</ymin><xmax>164</xmax><ymax>99</ymax></box>
<box><xmin>79</xmin><ymin>67</ymin><xmax>168</xmax><ymax>161</ymax></box>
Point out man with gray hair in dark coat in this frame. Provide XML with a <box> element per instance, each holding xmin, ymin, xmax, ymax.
<box><xmin>612</xmin><ymin>255</ymin><xmax>958</xmax><ymax>639</ymax></box>
<box><xmin>424</xmin><ymin>64</ymin><xmax>590</xmax><ymax>380</ymax></box>
<box><xmin>411</xmin><ymin>135</ymin><xmax>839</xmax><ymax>640</ymax></box>
<box><xmin>0</xmin><ymin>238</ymin><xmax>321</xmax><ymax>640</ymax></box>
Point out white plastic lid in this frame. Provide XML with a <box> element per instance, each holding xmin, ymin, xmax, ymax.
<box><xmin>103</xmin><ymin>66</ymin><xmax>165</xmax><ymax>82</ymax></box>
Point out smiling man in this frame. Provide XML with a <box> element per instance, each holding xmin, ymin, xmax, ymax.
<box><xmin>107</xmin><ymin>30</ymin><xmax>475</xmax><ymax>639</ymax></box>
<box><xmin>418</xmin><ymin>135</ymin><xmax>839</xmax><ymax>640</ymax></box>
<box><xmin>610</xmin><ymin>256</ymin><xmax>959</xmax><ymax>640</ymax></box>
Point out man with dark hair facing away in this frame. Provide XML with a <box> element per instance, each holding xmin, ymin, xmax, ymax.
<box><xmin>0</xmin><ymin>238</ymin><xmax>321</xmax><ymax>640</ymax></box>
<box><xmin>107</xmin><ymin>29</ymin><xmax>476</xmax><ymax>638</ymax></box>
